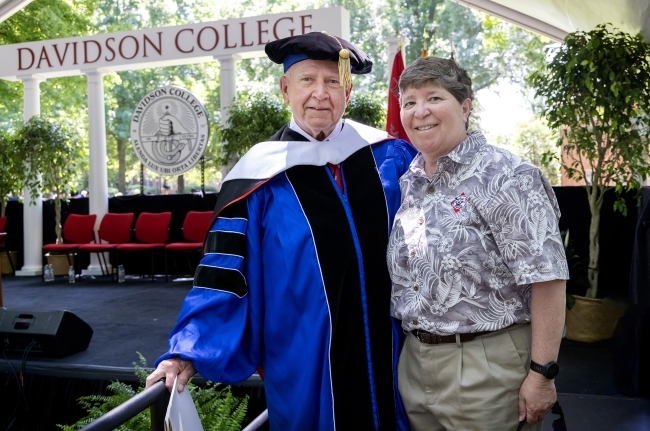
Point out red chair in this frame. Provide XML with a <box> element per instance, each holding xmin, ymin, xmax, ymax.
<box><xmin>0</xmin><ymin>216</ymin><xmax>7</xmax><ymax>255</ymax></box>
<box><xmin>116</xmin><ymin>212</ymin><xmax>171</xmax><ymax>281</ymax></box>
<box><xmin>42</xmin><ymin>214</ymin><xmax>97</xmax><ymax>280</ymax></box>
<box><xmin>78</xmin><ymin>213</ymin><xmax>134</xmax><ymax>281</ymax></box>
<box><xmin>0</xmin><ymin>216</ymin><xmax>7</xmax><ymax>251</ymax></box>
<box><xmin>165</xmin><ymin>211</ymin><xmax>213</xmax><ymax>282</ymax></box>
<box><xmin>0</xmin><ymin>216</ymin><xmax>13</xmax><ymax>275</ymax></box>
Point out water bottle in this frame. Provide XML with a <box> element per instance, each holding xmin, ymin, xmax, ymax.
<box><xmin>68</xmin><ymin>265</ymin><xmax>75</xmax><ymax>283</ymax></box>
<box><xmin>117</xmin><ymin>265</ymin><xmax>125</xmax><ymax>283</ymax></box>
<box><xmin>43</xmin><ymin>264</ymin><xmax>53</xmax><ymax>282</ymax></box>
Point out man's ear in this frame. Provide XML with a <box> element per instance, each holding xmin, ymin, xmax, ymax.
<box><xmin>280</xmin><ymin>75</ymin><xmax>290</xmax><ymax>105</ymax></box>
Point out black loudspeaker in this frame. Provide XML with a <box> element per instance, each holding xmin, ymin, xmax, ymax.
<box><xmin>0</xmin><ymin>308</ymin><xmax>93</xmax><ymax>358</ymax></box>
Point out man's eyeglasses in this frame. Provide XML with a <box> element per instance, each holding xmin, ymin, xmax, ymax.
<box><xmin>516</xmin><ymin>401</ymin><xmax>567</xmax><ymax>431</ymax></box>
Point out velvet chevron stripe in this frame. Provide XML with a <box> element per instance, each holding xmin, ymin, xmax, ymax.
<box><xmin>285</xmin><ymin>145</ymin><xmax>396</xmax><ymax>430</ymax></box>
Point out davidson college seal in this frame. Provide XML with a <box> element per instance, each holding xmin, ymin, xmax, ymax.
<box><xmin>130</xmin><ymin>85</ymin><xmax>209</xmax><ymax>175</ymax></box>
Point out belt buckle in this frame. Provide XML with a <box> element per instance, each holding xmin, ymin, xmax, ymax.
<box><xmin>417</xmin><ymin>330</ymin><xmax>442</xmax><ymax>344</ymax></box>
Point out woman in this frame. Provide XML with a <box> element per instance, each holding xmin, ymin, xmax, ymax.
<box><xmin>387</xmin><ymin>57</ymin><xmax>568</xmax><ymax>431</ymax></box>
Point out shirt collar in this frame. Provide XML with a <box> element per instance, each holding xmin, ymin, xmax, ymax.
<box><xmin>444</xmin><ymin>130</ymin><xmax>487</xmax><ymax>165</ymax></box>
<box><xmin>289</xmin><ymin>117</ymin><xmax>344</xmax><ymax>143</ymax></box>
<box><xmin>407</xmin><ymin>130</ymin><xmax>487</xmax><ymax>178</ymax></box>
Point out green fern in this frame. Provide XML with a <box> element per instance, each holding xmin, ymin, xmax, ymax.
<box><xmin>58</xmin><ymin>353</ymin><xmax>248</xmax><ymax>431</ymax></box>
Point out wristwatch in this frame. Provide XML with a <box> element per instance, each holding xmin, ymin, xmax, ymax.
<box><xmin>530</xmin><ymin>360</ymin><xmax>560</xmax><ymax>379</ymax></box>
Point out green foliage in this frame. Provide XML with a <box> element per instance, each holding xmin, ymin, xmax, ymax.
<box><xmin>14</xmin><ymin>116</ymin><xmax>83</xmax><ymax>203</ymax></box>
<box><xmin>386</xmin><ymin>0</ymin><xmax>550</xmax><ymax>91</ymax></box>
<box><xmin>58</xmin><ymin>353</ymin><xmax>248</xmax><ymax>431</ymax></box>
<box><xmin>530</xmin><ymin>24</ymin><xmax>650</xmax><ymax>297</ymax></box>
<box><xmin>217</xmin><ymin>91</ymin><xmax>291</xmax><ymax>165</ymax></box>
<box><xmin>13</xmin><ymin>116</ymin><xmax>83</xmax><ymax>241</ymax></box>
<box><xmin>344</xmin><ymin>92</ymin><xmax>386</xmax><ymax>129</ymax></box>
<box><xmin>0</xmin><ymin>130</ymin><xmax>23</xmax><ymax>216</ymax></box>
<box><xmin>496</xmin><ymin>119</ymin><xmax>561</xmax><ymax>184</ymax></box>
<box><xmin>0</xmin><ymin>0</ymin><xmax>98</xmax><ymax>131</ymax></box>
<box><xmin>530</xmin><ymin>24</ymin><xmax>650</xmax><ymax>199</ymax></box>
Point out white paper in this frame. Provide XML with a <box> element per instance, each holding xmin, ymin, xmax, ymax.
<box><xmin>164</xmin><ymin>376</ymin><xmax>204</xmax><ymax>431</ymax></box>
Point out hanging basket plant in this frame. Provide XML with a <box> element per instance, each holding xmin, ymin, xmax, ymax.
<box><xmin>14</xmin><ymin>116</ymin><xmax>83</xmax><ymax>243</ymax></box>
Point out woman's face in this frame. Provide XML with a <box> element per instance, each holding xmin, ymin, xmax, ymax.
<box><xmin>400</xmin><ymin>84</ymin><xmax>472</xmax><ymax>161</ymax></box>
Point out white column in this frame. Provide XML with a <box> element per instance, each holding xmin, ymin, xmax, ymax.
<box><xmin>83</xmin><ymin>70</ymin><xmax>109</xmax><ymax>275</ymax></box>
<box><xmin>16</xmin><ymin>76</ymin><xmax>44</xmax><ymax>276</ymax></box>
<box><xmin>385</xmin><ymin>36</ymin><xmax>409</xmax><ymax>87</ymax></box>
<box><xmin>215</xmin><ymin>54</ymin><xmax>241</xmax><ymax>182</ymax></box>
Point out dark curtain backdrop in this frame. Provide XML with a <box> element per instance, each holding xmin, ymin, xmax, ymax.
<box><xmin>2</xmin><ymin>187</ymin><xmax>640</xmax><ymax>298</ymax></box>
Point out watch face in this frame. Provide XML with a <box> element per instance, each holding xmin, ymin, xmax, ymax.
<box><xmin>547</xmin><ymin>363</ymin><xmax>560</xmax><ymax>379</ymax></box>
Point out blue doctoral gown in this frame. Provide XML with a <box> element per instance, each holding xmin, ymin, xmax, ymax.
<box><xmin>157</xmin><ymin>122</ymin><xmax>416</xmax><ymax>431</ymax></box>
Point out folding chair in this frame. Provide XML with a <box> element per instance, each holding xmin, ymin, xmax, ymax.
<box><xmin>116</xmin><ymin>212</ymin><xmax>171</xmax><ymax>281</ymax></box>
<box><xmin>164</xmin><ymin>211</ymin><xmax>213</xmax><ymax>282</ymax></box>
<box><xmin>78</xmin><ymin>213</ymin><xmax>134</xmax><ymax>281</ymax></box>
<box><xmin>42</xmin><ymin>214</ymin><xmax>97</xmax><ymax>281</ymax></box>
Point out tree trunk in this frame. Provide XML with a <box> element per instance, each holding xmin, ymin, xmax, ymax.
<box><xmin>177</xmin><ymin>174</ymin><xmax>184</xmax><ymax>194</ymax></box>
<box><xmin>55</xmin><ymin>196</ymin><xmax>63</xmax><ymax>244</ymax></box>
<box><xmin>117</xmin><ymin>137</ymin><xmax>126</xmax><ymax>194</ymax></box>
<box><xmin>585</xmin><ymin>185</ymin><xmax>605</xmax><ymax>298</ymax></box>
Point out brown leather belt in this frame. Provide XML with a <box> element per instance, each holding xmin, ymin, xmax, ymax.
<box><xmin>411</xmin><ymin>328</ymin><xmax>497</xmax><ymax>344</ymax></box>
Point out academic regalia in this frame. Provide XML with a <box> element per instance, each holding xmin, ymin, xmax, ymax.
<box><xmin>156</xmin><ymin>32</ymin><xmax>416</xmax><ymax>431</ymax></box>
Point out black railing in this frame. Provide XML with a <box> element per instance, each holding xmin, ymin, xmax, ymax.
<box><xmin>78</xmin><ymin>379</ymin><xmax>269</xmax><ymax>431</ymax></box>
<box><xmin>80</xmin><ymin>380</ymin><xmax>169</xmax><ymax>431</ymax></box>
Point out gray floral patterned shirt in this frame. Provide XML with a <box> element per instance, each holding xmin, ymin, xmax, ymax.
<box><xmin>388</xmin><ymin>130</ymin><xmax>569</xmax><ymax>335</ymax></box>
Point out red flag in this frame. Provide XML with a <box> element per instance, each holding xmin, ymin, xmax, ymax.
<box><xmin>386</xmin><ymin>50</ymin><xmax>409</xmax><ymax>142</ymax></box>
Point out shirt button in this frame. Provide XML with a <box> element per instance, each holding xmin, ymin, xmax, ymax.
<box><xmin>427</xmin><ymin>186</ymin><xmax>435</xmax><ymax>193</ymax></box>
<box><xmin>412</xmin><ymin>320</ymin><xmax>418</xmax><ymax>325</ymax></box>
<box><xmin>419</xmin><ymin>217</ymin><xmax>424</xmax><ymax>225</ymax></box>
<box><xmin>414</xmin><ymin>285</ymin><xmax>419</xmax><ymax>291</ymax></box>
<box><xmin>409</xmin><ymin>250</ymin><xmax>416</xmax><ymax>257</ymax></box>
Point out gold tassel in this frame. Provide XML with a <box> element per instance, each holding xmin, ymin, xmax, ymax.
<box><xmin>324</xmin><ymin>33</ymin><xmax>352</xmax><ymax>89</ymax></box>
<box><xmin>338</xmin><ymin>48</ymin><xmax>352</xmax><ymax>90</ymax></box>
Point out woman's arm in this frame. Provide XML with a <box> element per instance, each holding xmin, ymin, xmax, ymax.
<box><xmin>518</xmin><ymin>279</ymin><xmax>566</xmax><ymax>424</ymax></box>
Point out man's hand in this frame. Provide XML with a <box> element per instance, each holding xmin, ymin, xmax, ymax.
<box><xmin>145</xmin><ymin>358</ymin><xmax>196</xmax><ymax>393</ymax></box>
<box><xmin>518</xmin><ymin>371</ymin><xmax>557</xmax><ymax>424</ymax></box>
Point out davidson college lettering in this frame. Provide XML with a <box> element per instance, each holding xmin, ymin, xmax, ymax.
<box><xmin>16</xmin><ymin>13</ymin><xmax>313</xmax><ymax>72</ymax></box>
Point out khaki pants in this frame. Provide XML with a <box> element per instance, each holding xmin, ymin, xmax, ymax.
<box><xmin>398</xmin><ymin>324</ymin><xmax>542</xmax><ymax>431</ymax></box>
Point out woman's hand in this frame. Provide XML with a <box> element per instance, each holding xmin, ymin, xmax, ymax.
<box><xmin>518</xmin><ymin>371</ymin><xmax>557</xmax><ymax>423</ymax></box>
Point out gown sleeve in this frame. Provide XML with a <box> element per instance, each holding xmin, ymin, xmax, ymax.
<box><xmin>155</xmin><ymin>197</ymin><xmax>264</xmax><ymax>384</ymax></box>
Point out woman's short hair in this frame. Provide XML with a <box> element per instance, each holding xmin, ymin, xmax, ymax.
<box><xmin>398</xmin><ymin>57</ymin><xmax>474</xmax><ymax>104</ymax></box>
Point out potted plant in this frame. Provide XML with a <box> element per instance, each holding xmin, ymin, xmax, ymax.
<box><xmin>530</xmin><ymin>24</ymin><xmax>650</xmax><ymax>341</ymax></box>
<box><xmin>14</xmin><ymin>116</ymin><xmax>83</xmax><ymax>272</ymax></box>
<box><xmin>217</xmin><ymin>91</ymin><xmax>291</xmax><ymax>168</ymax></box>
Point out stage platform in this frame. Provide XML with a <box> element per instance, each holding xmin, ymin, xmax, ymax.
<box><xmin>0</xmin><ymin>274</ymin><xmax>261</xmax><ymax>385</ymax></box>
<box><xmin>1</xmin><ymin>275</ymin><xmax>649</xmax><ymax>430</ymax></box>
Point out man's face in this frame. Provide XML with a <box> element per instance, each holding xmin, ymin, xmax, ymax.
<box><xmin>280</xmin><ymin>59</ymin><xmax>352</xmax><ymax>140</ymax></box>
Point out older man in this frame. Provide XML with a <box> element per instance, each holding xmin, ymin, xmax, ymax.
<box><xmin>147</xmin><ymin>32</ymin><xmax>416</xmax><ymax>431</ymax></box>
